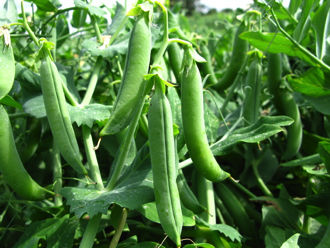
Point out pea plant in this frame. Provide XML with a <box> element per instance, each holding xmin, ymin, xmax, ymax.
<box><xmin>0</xmin><ymin>0</ymin><xmax>330</xmax><ymax>247</ymax></box>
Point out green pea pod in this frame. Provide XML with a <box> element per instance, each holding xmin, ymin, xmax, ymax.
<box><xmin>243</xmin><ymin>58</ymin><xmax>262</xmax><ymax>124</ymax></box>
<box><xmin>267</xmin><ymin>45</ymin><xmax>302</xmax><ymax>160</ymax></box>
<box><xmin>40</xmin><ymin>54</ymin><xmax>87</xmax><ymax>175</ymax></box>
<box><xmin>181</xmin><ymin>52</ymin><xmax>229</xmax><ymax>182</ymax></box>
<box><xmin>177</xmin><ymin>169</ymin><xmax>206</xmax><ymax>214</ymax></box>
<box><xmin>215</xmin><ymin>183</ymin><xmax>256</xmax><ymax>237</ymax></box>
<box><xmin>199</xmin><ymin>43</ymin><xmax>217</xmax><ymax>87</ymax></box>
<box><xmin>148</xmin><ymin>81</ymin><xmax>183</xmax><ymax>246</ymax></box>
<box><xmin>168</xmin><ymin>42</ymin><xmax>183</xmax><ymax>83</ymax></box>
<box><xmin>277</xmin><ymin>89</ymin><xmax>303</xmax><ymax>160</ymax></box>
<box><xmin>0</xmin><ymin>105</ymin><xmax>47</xmax><ymax>200</ymax></box>
<box><xmin>100</xmin><ymin>15</ymin><xmax>151</xmax><ymax>136</ymax></box>
<box><xmin>0</xmin><ymin>28</ymin><xmax>15</xmax><ymax>100</ymax></box>
<box><xmin>213</xmin><ymin>22</ymin><xmax>248</xmax><ymax>91</ymax></box>
<box><xmin>196</xmin><ymin>173</ymin><xmax>216</xmax><ymax>225</ymax></box>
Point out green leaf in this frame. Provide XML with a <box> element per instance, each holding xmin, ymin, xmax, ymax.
<box><xmin>280</xmin><ymin>233</ymin><xmax>301</xmax><ymax>248</ymax></box>
<box><xmin>67</xmin><ymin>104</ymin><xmax>111</xmax><ymax>128</ymax></box>
<box><xmin>292</xmin><ymin>0</ymin><xmax>317</xmax><ymax>43</ymax></box>
<box><xmin>61</xmin><ymin>167</ymin><xmax>154</xmax><ymax>218</ymax></box>
<box><xmin>74</xmin><ymin>0</ymin><xmax>106</xmax><ymax>17</ymax></box>
<box><xmin>107</xmin><ymin>2</ymin><xmax>126</xmax><ymax>36</ymax></box>
<box><xmin>23</xmin><ymin>95</ymin><xmax>110</xmax><ymax>126</ymax></box>
<box><xmin>287</xmin><ymin>68</ymin><xmax>329</xmax><ymax>97</ymax></box>
<box><xmin>318</xmin><ymin>141</ymin><xmax>330</xmax><ymax>173</ymax></box>
<box><xmin>196</xmin><ymin>217</ymin><xmax>242</xmax><ymax>242</ymax></box>
<box><xmin>0</xmin><ymin>0</ymin><xmax>18</xmax><ymax>25</ymax></box>
<box><xmin>0</xmin><ymin>95</ymin><xmax>22</xmax><ymax>109</ymax></box>
<box><xmin>240</xmin><ymin>31</ymin><xmax>317</xmax><ymax>67</ymax></box>
<box><xmin>265</xmin><ymin>226</ymin><xmax>288</xmax><ymax>248</ymax></box>
<box><xmin>13</xmin><ymin>215</ymin><xmax>78</xmax><ymax>248</ymax></box>
<box><xmin>211</xmin><ymin>116</ymin><xmax>293</xmax><ymax>156</ymax></box>
<box><xmin>26</xmin><ymin>0</ymin><xmax>61</xmax><ymax>12</ymax></box>
<box><xmin>258</xmin><ymin>196</ymin><xmax>303</xmax><ymax>231</ymax></box>
<box><xmin>23</xmin><ymin>95</ymin><xmax>46</xmax><ymax>118</ymax></box>
<box><xmin>137</xmin><ymin>201</ymin><xmax>195</xmax><ymax>227</ymax></box>
<box><xmin>82</xmin><ymin>35</ymin><xmax>129</xmax><ymax>57</ymax></box>
<box><xmin>71</xmin><ymin>8</ymin><xmax>88</xmax><ymax>28</ymax></box>
<box><xmin>311</xmin><ymin>0</ymin><xmax>330</xmax><ymax>60</ymax></box>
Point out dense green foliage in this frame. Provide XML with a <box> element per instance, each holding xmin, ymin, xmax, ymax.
<box><xmin>0</xmin><ymin>0</ymin><xmax>330</xmax><ymax>247</ymax></box>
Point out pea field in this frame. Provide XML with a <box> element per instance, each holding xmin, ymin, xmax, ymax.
<box><xmin>0</xmin><ymin>0</ymin><xmax>330</xmax><ymax>247</ymax></box>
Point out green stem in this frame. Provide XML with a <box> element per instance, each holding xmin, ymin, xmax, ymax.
<box><xmin>152</xmin><ymin>1</ymin><xmax>169</xmax><ymax>66</ymax></box>
<box><xmin>228</xmin><ymin>177</ymin><xmax>257</xmax><ymax>199</ymax></box>
<box><xmin>81</xmin><ymin>57</ymin><xmax>103</xmax><ymax>106</ymax></box>
<box><xmin>108</xmin><ymin>16</ymin><xmax>129</xmax><ymax>46</ymax></box>
<box><xmin>89</xmin><ymin>14</ymin><xmax>102</xmax><ymax>43</ymax></box>
<box><xmin>168</xmin><ymin>38</ymin><xmax>192</xmax><ymax>47</ymax></box>
<box><xmin>106</xmin><ymin>95</ymin><xmax>147</xmax><ymax>190</ymax></box>
<box><xmin>178</xmin><ymin>158</ymin><xmax>192</xmax><ymax>169</ymax></box>
<box><xmin>251</xmin><ymin>160</ymin><xmax>273</xmax><ymax>197</ymax></box>
<box><xmin>79</xmin><ymin>214</ymin><xmax>102</xmax><ymax>248</ymax></box>
<box><xmin>109</xmin><ymin>208</ymin><xmax>128</xmax><ymax>248</ymax></box>
<box><xmin>52</xmin><ymin>143</ymin><xmax>63</xmax><ymax>206</ymax></box>
<box><xmin>57</xmin><ymin>24</ymin><xmax>107</xmax><ymax>42</ymax></box>
<box><xmin>269</xmin><ymin>8</ymin><xmax>330</xmax><ymax>72</ymax></box>
<box><xmin>82</xmin><ymin>126</ymin><xmax>104</xmax><ymax>190</ymax></box>
<box><xmin>21</xmin><ymin>0</ymin><xmax>39</xmax><ymax>46</ymax></box>
<box><xmin>41</xmin><ymin>7</ymin><xmax>77</xmax><ymax>30</ymax></box>
<box><xmin>61</xmin><ymin>83</ymin><xmax>80</xmax><ymax>107</ymax></box>
<box><xmin>280</xmin><ymin>153</ymin><xmax>321</xmax><ymax>167</ymax></box>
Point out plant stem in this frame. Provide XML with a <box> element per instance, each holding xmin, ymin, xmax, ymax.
<box><xmin>82</xmin><ymin>126</ymin><xmax>104</xmax><ymax>190</ymax></box>
<box><xmin>81</xmin><ymin>57</ymin><xmax>103</xmax><ymax>106</ymax></box>
<box><xmin>109</xmin><ymin>208</ymin><xmax>128</xmax><ymax>248</ymax></box>
<box><xmin>52</xmin><ymin>143</ymin><xmax>63</xmax><ymax>206</ymax></box>
<box><xmin>269</xmin><ymin>8</ymin><xmax>330</xmax><ymax>72</ymax></box>
<box><xmin>106</xmin><ymin>95</ymin><xmax>146</xmax><ymax>190</ymax></box>
<box><xmin>79</xmin><ymin>214</ymin><xmax>102</xmax><ymax>248</ymax></box>
<box><xmin>251</xmin><ymin>160</ymin><xmax>273</xmax><ymax>197</ymax></box>
<box><xmin>228</xmin><ymin>177</ymin><xmax>257</xmax><ymax>199</ymax></box>
<box><xmin>21</xmin><ymin>0</ymin><xmax>39</xmax><ymax>47</ymax></box>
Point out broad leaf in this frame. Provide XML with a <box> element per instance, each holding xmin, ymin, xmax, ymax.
<box><xmin>137</xmin><ymin>201</ymin><xmax>195</xmax><ymax>227</ymax></box>
<box><xmin>287</xmin><ymin>68</ymin><xmax>329</xmax><ymax>97</ymax></box>
<box><xmin>82</xmin><ymin>35</ymin><xmax>129</xmax><ymax>57</ymax></box>
<box><xmin>211</xmin><ymin>116</ymin><xmax>293</xmax><ymax>156</ymax></box>
<box><xmin>0</xmin><ymin>0</ymin><xmax>18</xmax><ymax>25</ymax></box>
<box><xmin>240</xmin><ymin>31</ymin><xmax>317</xmax><ymax>67</ymax></box>
<box><xmin>311</xmin><ymin>0</ymin><xmax>330</xmax><ymax>60</ymax></box>
<box><xmin>265</xmin><ymin>225</ymin><xmax>288</xmax><ymax>248</ymax></box>
<box><xmin>13</xmin><ymin>215</ymin><xmax>78</xmax><ymax>248</ymax></box>
<box><xmin>74</xmin><ymin>0</ymin><xmax>106</xmax><ymax>17</ymax></box>
<box><xmin>61</xmin><ymin>167</ymin><xmax>154</xmax><ymax>218</ymax></box>
<box><xmin>280</xmin><ymin>233</ymin><xmax>301</xmax><ymax>248</ymax></box>
<box><xmin>196</xmin><ymin>217</ymin><xmax>242</xmax><ymax>242</ymax></box>
<box><xmin>68</xmin><ymin>104</ymin><xmax>111</xmax><ymax>127</ymax></box>
<box><xmin>26</xmin><ymin>0</ymin><xmax>61</xmax><ymax>12</ymax></box>
<box><xmin>106</xmin><ymin>2</ymin><xmax>127</xmax><ymax>35</ymax></box>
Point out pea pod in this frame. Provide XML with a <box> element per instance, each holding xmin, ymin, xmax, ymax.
<box><xmin>40</xmin><ymin>53</ymin><xmax>87</xmax><ymax>175</ymax></box>
<box><xmin>168</xmin><ymin>42</ymin><xmax>183</xmax><ymax>83</ymax></box>
<box><xmin>243</xmin><ymin>58</ymin><xmax>262</xmax><ymax>124</ymax></box>
<box><xmin>215</xmin><ymin>183</ymin><xmax>256</xmax><ymax>237</ymax></box>
<box><xmin>213</xmin><ymin>22</ymin><xmax>248</xmax><ymax>91</ymax></box>
<box><xmin>148</xmin><ymin>81</ymin><xmax>183</xmax><ymax>246</ymax></box>
<box><xmin>199</xmin><ymin>43</ymin><xmax>217</xmax><ymax>87</ymax></box>
<box><xmin>181</xmin><ymin>52</ymin><xmax>229</xmax><ymax>182</ymax></box>
<box><xmin>267</xmin><ymin>41</ymin><xmax>302</xmax><ymax>160</ymax></box>
<box><xmin>0</xmin><ymin>105</ymin><xmax>47</xmax><ymax>200</ymax></box>
<box><xmin>277</xmin><ymin>89</ymin><xmax>302</xmax><ymax>160</ymax></box>
<box><xmin>100</xmin><ymin>15</ymin><xmax>151</xmax><ymax>136</ymax></box>
<box><xmin>177</xmin><ymin>169</ymin><xmax>206</xmax><ymax>214</ymax></box>
<box><xmin>0</xmin><ymin>28</ymin><xmax>15</xmax><ymax>100</ymax></box>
